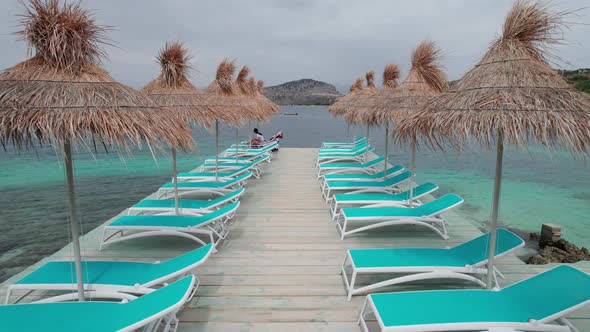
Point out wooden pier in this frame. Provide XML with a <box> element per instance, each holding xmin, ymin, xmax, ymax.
<box><xmin>1</xmin><ymin>148</ymin><xmax>589</xmax><ymax>331</ymax></box>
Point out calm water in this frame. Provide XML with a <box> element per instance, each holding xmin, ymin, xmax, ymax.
<box><xmin>0</xmin><ymin>105</ymin><xmax>589</xmax><ymax>281</ymax></box>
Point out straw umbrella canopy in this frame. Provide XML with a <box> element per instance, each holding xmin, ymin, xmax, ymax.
<box><xmin>328</xmin><ymin>77</ymin><xmax>363</xmax><ymax>117</ymax></box>
<box><xmin>374</xmin><ymin>40</ymin><xmax>447</xmax><ymax>187</ymax></box>
<box><xmin>203</xmin><ymin>60</ymin><xmax>261</xmax><ymax>178</ymax></box>
<box><xmin>396</xmin><ymin>0</ymin><xmax>590</xmax><ymax>288</ymax></box>
<box><xmin>344</xmin><ymin>71</ymin><xmax>379</xmax><ymax>141</ymax></box>
<box><xmin>251</xmin><ymin>78</ymin><xmax>280</xmax><ymax>117</ymax></box>
<box><xmin>343</xmin><ymin>65</ymin><xmax>401</xmax><ymax>177</ymax></box>
<box><xmin>142</xmin><ymin>41</ymin><xmax>219</xmax><ymax>214</ymax></box>
<box><xmin>0</xmin><ymin>0</ymin><xmax>193</xmax><ymax>301</ymax></box>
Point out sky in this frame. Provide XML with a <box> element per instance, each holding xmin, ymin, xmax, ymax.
<box><xmin>0</xmin><ymin>0</ymin><xmax>588</xmax><ymax>91</ymax></box>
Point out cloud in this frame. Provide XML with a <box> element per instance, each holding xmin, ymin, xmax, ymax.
<box><xmin>0</xmin><ymin>0</ymin><xmax>588</xmax><ymax>89</ymax></box>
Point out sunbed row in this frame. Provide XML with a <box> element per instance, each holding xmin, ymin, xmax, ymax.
<box><xmin>317</xmin><ymin>137</ymin><xmax>589</xmax><ymax>332</ymax></box>
<box><xmin>0</xmin><ymin>142</ymin><xmax>277</xmax><ymax>331</ymax></box>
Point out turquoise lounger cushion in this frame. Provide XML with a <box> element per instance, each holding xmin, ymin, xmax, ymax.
<box><xmin>161</xmin><ymin>172</ymin><xmax>250</xmax><ymax>189</ymax></box>
<box><xmin>324</xmin><ymin>165</ymin><xmax>404</xmax><ymax>180</ymax></box>
<box><xmin>110</xmin><ymin>202</ymin><xmax>238</xmax><ymax>228</ymax></box>
<box><xmin>15</xmin><ymin>244</ymin><xmax>213</xmax><ymax>286</ymax></box>
<box><xmin>369</xmin><ymin>266</ymin><xmax>590</xmax><ymax>328</ymax></box>
<box><xmin>178</xmin><ymin>170</ymin><xmax>242</xmax><ymax>178</ymax></box>
<box><xmin>318</xmin><ymin>146</ymin><xmax>374</xmax><ymax>157</ymax></box>
<box><xmin>342</xmin><ymin>194</ymin><xmax>463</xmax><ymax>218</ymax></box>
<box><xmin>319</xmin><ymin>156</ymin><xmax>384</xmax><ymax>169</ymax></box>
<box><xmin>334</xmin><ymin>183</ymin><xmax>438</xmax><ymax>202</ymax></box>
<box><xmin>0</xmin><ymin>276</ymin><xmax>193</xmax><ymax>332</ymax></box>
<box><xmin>327</xmin><ymin>171</ymin><xmax>411</xmax><ymax>189</ymax></box>
<box><xmin>133</xmin><ymin>188</ymin><xmax>244</xmax><ymax>209</ymax></box>
<box><xmin>350</xmin><ymin>229</ymin><xmax>524</xmax><ymax>269</ymax></box>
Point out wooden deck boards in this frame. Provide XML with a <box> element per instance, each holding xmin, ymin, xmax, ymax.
<box><xmin>1</xmin><ymin>148</ymin><xmax>589</xmax><ymax>331</ymax></box>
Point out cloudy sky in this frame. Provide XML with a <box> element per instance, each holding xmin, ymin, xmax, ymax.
<box><xmin>0</xmin><ymin>0</ymin><xmax>588</xmax><ymax>91</ymax></box>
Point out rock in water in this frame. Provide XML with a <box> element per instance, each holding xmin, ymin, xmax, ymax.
<box><xmin>264</xmin><ymin>79</ymin><xmax>342</xmax><ymax>105</ymax></box>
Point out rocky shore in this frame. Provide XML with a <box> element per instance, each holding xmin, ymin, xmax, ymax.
<box><xmin>526</xmin><ymin>231</ymin><xmax>590</xmax><ymax>264</ymax></box>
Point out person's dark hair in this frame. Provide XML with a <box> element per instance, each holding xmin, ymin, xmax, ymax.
<box><xmin>253</xmin><ymin>128</ymin><xmax>259</xmax><ymax>134</ymax></box>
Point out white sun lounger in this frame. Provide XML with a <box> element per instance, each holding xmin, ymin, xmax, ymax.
<box><xmin>5</xmin><ymin>243</ymin><xmax>214</xmax><ymax>304</ymax></box>
<box><xmin>100</xmin><ymin>201</ymin><xmax>240</xmax><ymax>251</ymax></box>
<box><xmin>321</xmin><ymin>165</ymin><xmax>405</xmax><ymax>184</ymax></box>
<box><xmin>321</xmin><ymin>171</ymin><xmax>412</xmax><ymax>201</ymax></box>
<box><xmin>317</xmin><ymin>156</ymin><xmax>385</xmax><ymax>178</ymax></box>
<box><xmin>158</xmin><ymin>172</ymin><xmax>252</xmax><ymax>198</ymax></box>
<box><xmin>127</xmin><ymin>188</ymin><xmax>245</xmax><ymax>216</ymax></box>
<box><xmin>321</xmin><ymin>136</ymin><xmax>366</xmax><ymax>148</ymax></box>
<box><xmin>177</xmin><ymin>165</ymin><xmax>253</xmax><ymax>182</ymax></box>
<box><xmin>0</xmin><ymin>275</ymin><xmax>196</xmax><ymax>332</ymax></box>
<box><xmin>316</xmin><ymin>146</ymin><xmax>375</xmax><ymax>165</ymax></box>
<box><xmin>328</xmin><ymin>182</ymin><xmax>439</xmax><ymax>217</ymax></box>
<box><xmin>358</xmin><ymin>265</ymin><xmax>590</xmax><ymax>332</ymax></box>
<box><xmin>335</xmin><ymin>194</ymin><xmax>464</xmax><ymax>240</ymax></box>
<box><xmin>199</xmin><ymin>156</ymin><xmax>269</xmax><ymax>178</ymax></box>
<box><xmin>318</xmin><ymin>141</ymin><xmax>370</xmax><ymax>154</ymax></box>
<box><xmin>342</xmin><ymin>229</ymin><xmax>525</xmax><ymax>300</ymax></box>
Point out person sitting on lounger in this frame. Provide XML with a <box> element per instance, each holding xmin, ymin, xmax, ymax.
<box><xmin>250</xmin><ymin>128</ymin><xmax>265</xmax><ymax>147</ymax></box>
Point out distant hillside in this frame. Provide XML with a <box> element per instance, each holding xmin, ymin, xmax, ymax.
<box><xmin>559</xmin><ymin>68</ymin><xmax>590</xmax><ymax>94</ymax></box>
<box><xmin>264</xmin><ymin>79</ymin><xmax>342</xmax><ymax>105</ymax></box>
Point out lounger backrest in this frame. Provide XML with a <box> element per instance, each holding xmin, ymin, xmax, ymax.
<box><xmin>372</xmin><ymin>165</ymin><xmax>404</xmax><ymax>178</ymax></box>
<box><xmin>147</xmin><ymin>244</ymin><xmax>214</xmax><ymax>287</ymax></box>
<box><xmin>451</xmin><ymin>229</ymin><xmax>525</xmax><ymax>265</ymax></box>
<box><xmin>123</xmin><ymin>275</ymin><xmax>195</xmax><ymax>330</ymax></box>
<box><xmin>201</xmin><ymin>201</ymin><xmax>240</xmax><ymax>220</ymax></box>
<box><xmin>395</xmin><ymin>182</ymin><xmax>439</xmax><ymax>200</ymax></box>
<box><xmin>416</xmin><ymin>193</ymin><xmax>463</xmax><ymax>216</ymax></box>
<box><xmin>209</xmin><ymin>188</ymin><xmax>245</xmax><ymax>205</ymax></box>
<box><xmin>224</xmin><ymin>172</ymin><xmax>252</xmax><ymax>186</ymax></box>
<box><xmin>363</xmin><ymin>156</ymin><xmax>385</xmax><ymax>167</ymax></box>
<box><xmin>500</xmin><ymin>266</ymin><xmax>590</xmax><ymax>322</ymax></box>
<box><xmin>381</xmin><ymin>171</ymin><xmax>412</xmax><ymax>186</ymax></box>
<box><xmin>251</xmin><ymin>155</ymin><xmax>270</xmax><ymax>164</ymax></box>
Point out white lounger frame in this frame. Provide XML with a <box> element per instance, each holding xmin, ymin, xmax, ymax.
<box><xmin>99</xmin><ymin>202</ymin><xmax>240</xmax><ymax>252</ymax></box>
<box><xmin>157</xmin><ymin>174</ymin><xmax>251</xmax><ymax>198</ymax></box>
<box><xmin>198</xmin><ymin>162</ymin><xmax>265</xmax><ymax>179</ymax></box>
<box><xmin>316</xmin><ymin>159</ymin><xmax>384</xmax><ymax>178</ymax></box>
<box><xmin>6</xmin><ymin>247</ymin><xmax>212</xmax><ymax>305</ymax></box>
<box><xmin>327</xmin><ymin>186</ymin><xmax>436</xmax><ymax>218</ymax></box>
<box><xmin>316</xmin><ymin>148</ymin><xmax>374</xmax><ymax>166</ymax></box>
<box><xmin>334</xmin><ymin>200</ymin><xmax>462</xmax><ymax>240</ymax></box>
<box><xmin>341</xmin><ymin>239</ymin><xmax>524</xmax><ymax>300</ymax></box>
<box><xmin>320</xmin><ymin>177</ymin><xmax>408</xmax><ymax>201</ymax></box>
<box><xmin>358</xmin><ymin>286</ymin><xmax>587</xmax><ymax>332</ymax></box>
<box><xmin>127</xmin><ymin>189</ymin><xmax>245</xmax><ymax>216</ymax></box>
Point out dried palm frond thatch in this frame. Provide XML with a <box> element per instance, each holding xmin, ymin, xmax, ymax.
<box><xmin>250</xmin><ymin>78</ymin><xmax>280</xmax><ymax>115</ymax></box>
<box><xmin>328</xmin><ymin>77</ymin><xmax>363</xmax><ymax>115</ymax></box>
<box><xmin>202</xmin><ymin>60</ymin><xmax>264</xmax><ymax>124</ymax></box>
<box><xmin>395</xmin><ymin>0</ymin><xmax>590</xmax><ymax>153</ymax></box>
<box><xmin>142</xmin><ymin>41</ymin><xmax>220</xmax><ymax>128</ymax></box>
<box><xmin>345</xmin><ymin>67</ymin><xmax>401</xmax><ymax>126</ymax></box>
<box><xmin>372</xmin><ymin>40</ymin><xmax>447</xmax><ymax>124</ymax></box>
<box><xmin>232</xmin><ymin>66</ymin><xmax>272</xmax><ymax>122</ymax></box>
<box><xmin>0</xmin><ymin>0</ymin><xmax>193</xmax><ymax>150</ymax></box>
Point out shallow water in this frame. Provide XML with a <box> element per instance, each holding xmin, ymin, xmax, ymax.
<box><xmin>0</xmin><ymin>105</ymin><xmax>589</xmax><ymax>281</ymax></box>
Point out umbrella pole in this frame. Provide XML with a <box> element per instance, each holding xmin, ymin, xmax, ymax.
<box><xmin>486</xmin><ymin>131</ymin><xmax>504</xmax><ymax>289</ymax></box>
<box><xmin>365</xmin><ymin>125</ymin><xmax>370</xmax><ymax>157</ymax></box>
<box><xmin>172</xmin><ymin>147</ymin><xmax>179</xmax><ymax>215</ymax></box>
<box><xmin>383</xmin><ymin>123</ymin><xmax>389</xmax><ymax>179</ymax></box>
<box><xmin>215</xmin><ymin>120</ymin><xmax>219</xmax><ymax>181</ymax></box>
<box><xmin>63</xmin><ymin>141</ymin><xmax>85</xmax><ymax>302</ymax></box>
<box><xmin>408</xmin><ymin>136</ymin><xmax>416</xmax><ymax>207</ymax></box>
<box><xmin>346</xmin><ymin>123</ymin><xmax>350</xmax><ymax>139</ymax></box>
<box><xmin>235</xmin><ymin>127</ymin><xmax>239</xmax><ymax>163</ymax></box>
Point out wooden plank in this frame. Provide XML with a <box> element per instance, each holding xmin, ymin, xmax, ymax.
<box><xmin>2</xmin><ymin>148</ymin><xmax>588</xmax><ymax>331</ymax></box>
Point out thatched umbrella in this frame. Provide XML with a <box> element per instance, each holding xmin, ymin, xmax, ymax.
<box><xmin>344</xmin><ymin>65</ymin><xmax>401</xmax><ymax>176</ymax></box>
<box><xmin>203</xmin><ymin>60</ymin><xmax>258</xmax><ymax>179</ymax></box>
<box><xmin>396</xmin><ymin>0</ymin><xmax>590</xmax><ymax>288</ymax></box>
<box><xmin>0</xmin><ymin>0</ymin><xmax>193</xmax><ymax>301</ymax></box>
<box><xmin>348</xmin><ymin>71</ymin><xmax>379</xmax><ymax>143</ymax></box>
<box><xmin>375</xmin><ymin>40</ymin><xmax>447</xmax><ymax>189</ymax></box>
<box><xmin>142</xmin><ymin>41</ymin><xmax>219</xmax><ymax>214</ymax></box>
<box><xmin>328</xmin><ymin>77</ymin><xmax>363</xmax><ymax>138</ymax></box>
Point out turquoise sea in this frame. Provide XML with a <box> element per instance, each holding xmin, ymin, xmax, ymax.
<box><xmin>0</xmin><ymin>105</ymin><xmax>589</xmax><ymax>281</ymax></box>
